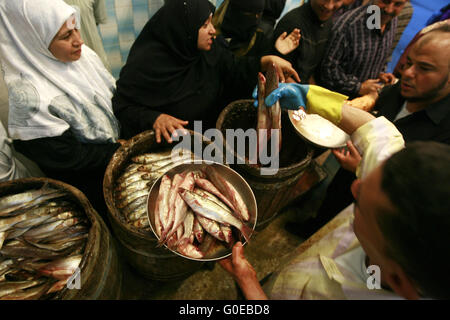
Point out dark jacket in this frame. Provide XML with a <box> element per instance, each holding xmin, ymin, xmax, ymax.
<box><xmin>374</xmin><ymin>82</ymin><xmax>450</xmax><ymax>144</ymax></box>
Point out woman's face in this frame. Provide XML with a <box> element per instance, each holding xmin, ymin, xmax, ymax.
<box><xmin>48</xmin><ymin>17</ymin><xmax>84</xmax><ymax>62</ymax></box>
<box><xmin>197</xmin><ymin>14</ymin><xmax>216</xmax><ymax>51</ymax></box>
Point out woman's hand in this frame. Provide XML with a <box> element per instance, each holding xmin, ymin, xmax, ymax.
<box><xmin>117</xmin><ymin>139</ymin><xmax>128</xmax><ymax>146</ymax></box>
<box><xmin>332</xmin><ymin>140</ymin><xmax>362</xmax><ymax>173</ymax></box>
<box><xmin>261</xmin><ymin>55</ymin><xmax>300</xmax><ymax>83</ymax></box>
<box><xmin>219</xmin><ymin>242</ymin><xmax>268</xmax><ymax>300</ymax></box>
<box><xmin>275</xmin><ymin>28</ymin><xmax>301</xmax><ymax>55</ymax></box>
<box><xmin>153</xmin><ymin>114</ymin><xmax>189</xmax><ymax>144</ymax></box>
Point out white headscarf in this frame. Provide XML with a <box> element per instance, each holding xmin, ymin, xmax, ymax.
<box><xmin>0</xmin><ymin>0</ymin><xmax>120</xmax><ymax>143</ymax></box>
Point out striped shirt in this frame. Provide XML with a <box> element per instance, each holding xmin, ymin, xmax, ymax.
<box><xmin>320</xmin><ymin>4</ymin><xmax>398</xmax><ymax>98</ymax></box>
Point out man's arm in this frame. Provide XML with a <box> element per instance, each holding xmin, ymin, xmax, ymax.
<box><xmin>219</xmin><ymin>242</ymin><xmax>268</xmax><ymax>300</ymax></box>
<box><xmin>338</xmin><ymin>103</ymin><xmax>376</xmax><ymax>135</ymax></box>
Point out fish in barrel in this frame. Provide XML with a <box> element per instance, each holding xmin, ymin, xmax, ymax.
<box><xmin>113</xmin><ymin>148</ymin><xmax>194</xmax><ymax>230</ymax></box>
<box><xmin>0</xmin><ymin>184</ymin><xmax>89</xmax><ymax>300</ymax></box>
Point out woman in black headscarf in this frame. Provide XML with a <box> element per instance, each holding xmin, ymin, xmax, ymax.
<box><xmin>112</xmin><ymin>0</ymin><xmax>299</xmax><ymax>143</ymax></box>
<box><xmin>213</xmin><ymin>0</ymin><xmax>267</xmax><ymax>57</ymax></box>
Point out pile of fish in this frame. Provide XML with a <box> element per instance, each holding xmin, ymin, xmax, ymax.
<box><xmin>114</xmin><ymin>149</ymin><xmax>193</xmax><ymax>230</ymax></box>
<box><xmin>254</xmin><ymin>63</ymin><xmax>282</xmax><ymax>164</ymax></box>
<box><xmin>0</xmin><ymin>185</ymin><xmax>89</xmax><ymax>300</ymax></box>
<box><xmin>154</xmin><ymin>166</ymin><xmax>253</xmax><ymax>259</ymax></box>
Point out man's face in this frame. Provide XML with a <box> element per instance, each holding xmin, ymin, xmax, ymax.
<box><xmin>197</xmin><ymin>14</ymin><xmax>216</xmax><ymax>51</ymax></box>
<box><xmin>48</xmin><ymin>17</ymin><xmax>84</xmax><ymax>63</ymax></box>
<box><xmin>351</xmin><ymin>165</ymin><xmax>398</xmax><ymax>290</ymax></box>
<box><xmin>376</xmin><ymin>0</ymin><xmax>408</xmax><ymax>25</ymax></box>
<box><xmin>311</xmin><ymin>0</ymin><xmax>344</xmax><ymax>22</ymax></box>
<box><xmin>400</xmin><ymin>35</ymin><xmax>450</xmax><ymax>102</ymax></box>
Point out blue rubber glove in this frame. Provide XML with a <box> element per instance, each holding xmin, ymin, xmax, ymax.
<box><xmin>253</xmin><ymin>83</ymin><xmax>349</xmax><ymax>125</ymax></box>
<box><xmin>252</xmin><ymin>83</ymin><xmax>309</xmax><ymax>110</ymax></box>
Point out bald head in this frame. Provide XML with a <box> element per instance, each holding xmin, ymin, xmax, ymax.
<box><xmin>415</xmin><ymin>26</ymin><xmax>450</xmax><ymax>64</ymax></box>
<box><xmin>400</xmin><ymin>25</ymin><xmax>450</xmax><ymax>103</ymax></box>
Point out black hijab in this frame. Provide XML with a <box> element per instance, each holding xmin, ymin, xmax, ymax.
<box><xmin>262</xmin><ymin>0</ymin><xmax>286</xmax><ymax>26</ymax></box>
<box><xmin>115</xmin><ymin>0</ymin><xmax>216</xmax><ymax>108</ymax></box>
<box><xmin>220</xmin><ymin>0</ymin><xmax>265</xmax><ymax>50</ymax></box>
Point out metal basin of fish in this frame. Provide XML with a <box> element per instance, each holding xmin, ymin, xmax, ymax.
<box><xmin>288</xmin><ymin>110</ymin><xmax>350</xmax><ymax>149</ymax></box>
<box><xmin>147</xmin><ymin>160</ymin><xmax>257</xmax><ymax>262</ymax></box>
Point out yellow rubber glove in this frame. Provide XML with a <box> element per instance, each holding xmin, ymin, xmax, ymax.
<box><xmin>264</xmin><ymin>84</ymin><xmax>349</xmax><ymax>125</ymax></box>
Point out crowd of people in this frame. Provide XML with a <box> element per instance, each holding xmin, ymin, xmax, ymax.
<box><xmin>0</xmin><ymin>0</ymin><xmax>449</xmax><ymax>300</ymax></box>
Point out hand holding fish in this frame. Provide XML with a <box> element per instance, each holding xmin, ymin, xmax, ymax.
<box><xmin>260</xmin><ymin>55</ymin><xmax>300</xmax><ymax>83</ymax></box>
<box><xmin>332</xmin><ymin>140</ymin><xmax>361</xmax><ymax>173</ymax></box>
<box><xmin>255</xmin><ymin>83</ymin><xmax>308</xmax><ymax>110</ymax></box>
<box><xmin>153</xmin><ymin>114</ymin><xmax>189</xmax><ymax>144</ymax></box>
<box><xmin>219</xmin><ymin>242</ymin><xmax>268</xmax><ymax>300</ymax></box>
<box><xmin>275</xmin><ymin>28</ymin><xmax>301</xmax><ymax>55</ymax></box>
<box><xmin>260</xmin><ymin>83</ymin><xmax>349</xmax><ymax>125</ymax></box>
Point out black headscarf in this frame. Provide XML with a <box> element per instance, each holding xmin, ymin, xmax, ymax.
<box><xmin>262</xmin><ymin>0</ymin><xmax>286</xmax><ymax>26</ymax></box>
<box><xmin>115</xmin><ymin>0</ymin><xmax>216</xmax><ymax>107</ymax></box>
<box><xmin>220</xmin><ymin>0</ymin><xmax>265</xmax><ymax>50</ymax></box>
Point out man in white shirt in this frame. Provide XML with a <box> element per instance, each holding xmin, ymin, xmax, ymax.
<box><xmin>219</xmin><ymin>80</ymin><xmax>450</xmax><ymax>300</ymax></box>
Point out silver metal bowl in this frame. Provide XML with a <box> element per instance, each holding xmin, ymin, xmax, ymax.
<box><xmin>146</xmin><ymin>160</ymin><xmax>257</xmax><ymax>261</ymax></box>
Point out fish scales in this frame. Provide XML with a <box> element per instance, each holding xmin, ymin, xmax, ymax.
<box><xmin>265</xmin><ymin>63</ymin><xmax>282</xmax><ymax>153</ymax></box>
<box><xmin>203</xmin><ymin>166</ymin><xmax>250</xmax><ymax>222</ymax></box>
<box><xmin>179</xmin><ymin>189</ymin><xmax>252</xmax><ymax>243</ymax></box>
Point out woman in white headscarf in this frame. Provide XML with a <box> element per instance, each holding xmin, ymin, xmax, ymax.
<box><xmin>0</xmin><ymin>0</ymin><xmax>123</xmax><ymax>213</ymax></box>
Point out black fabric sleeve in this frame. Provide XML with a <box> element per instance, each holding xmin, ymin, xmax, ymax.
<box><xmin>13</xmin><ymin>130</ymin><xmax>120</xmax><ymax>174</ymax></box>
<box><xmin>116</xmin><ymin>104</ymin><xmax>162</xmax><ymax>139</ymax></box>
<box><xmin>112</xmin><ymin>92</ymin><xmax>162</xmax><ymax>139</ymax></box>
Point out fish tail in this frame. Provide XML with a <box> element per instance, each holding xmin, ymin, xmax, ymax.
<box><xmin>239</xmin><ymin>224</ymin><xmax>254</xmax><ymax>243</ymax></box>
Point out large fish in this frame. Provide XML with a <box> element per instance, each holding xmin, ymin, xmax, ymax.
<box><xmin>179</xmin><ymin>189</ymin><xmax>252</xmax><ymax>243</ymax></box>
<box><xmin>165</xmin><ymin>173</ymin><xmax>186</xmax><ymax>238</ymax></box>
<box><xmin>116</xmin><ymin>189</ymin><xmax>150</xmax><ymax>209</ymax></box>
<box><xmin>177</xmin><ymin>242</ymin><xmax>204</xmax><ymax>259</ymax></box>
<box><xmin>193</xmin><ymin>175</ymin><xmax>236</xmax><ymax>212</ymax></box>
<box><xmin>193</xmin><ymin>188</ymin><xmax>232</xmax><ymax>213</ymax></box>
<box><xmin>161</xmin><ymin>172</ymin><xmax>195</xmax><ymax>244</ymax></box>
<box><xmin>177</xmin><ymin>209</ymin><xmax>195</xmax><ymax>246</ymax></box>
<box><xmin>256</xmin><ymin>72</ymin><xmax>271</xmax><ymax>164</ymax></box>
<box><xmin>265</xmin><ymin>63</ymin><xmax>282</xmax><ymax>153</ymax></box>
<box><xmin>154</xmin><ymin>175</ymin><xmax>172</xmax><ymax>238</ymax></box>
<box><xmin>202</xmin><ymin>166</ymin><xmax>250</xmax><ymax>222</ymax></box>
<box><xmin>38</xmin><ymin>255</ymin><xmax>82</xmax><ymax>280</ymax></box>
<box><xmin>22</xmin><ymin>218</ymin><xmax>82</xmax><ymax>242</ymax></box>
<box><xmin>0</xmin><ymin>279</ymin><xmax>47</xmax><ymax>299</ymax></box>
<box><xmin>132</xmin><ymin>151</ymin><xmax>173</xmax><ymax>164</ymax></box>
<box><xmin>196</xmin><ymin>214</ymin><xmax>225</xmax><ymax>242</ymax></box>
<box><xmin>0</xmin><ymin>240</ymin><xmax>73</xmax><ymax>259</ymax></box>
<box><xmin>0</xmin><ymin>187</ymin><xmax>67</xmax><ymax>217</ymax></box>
